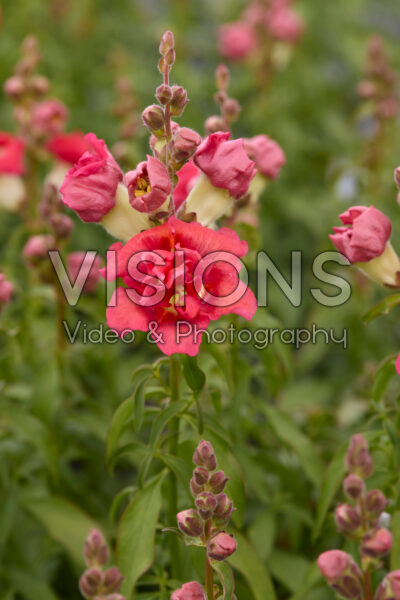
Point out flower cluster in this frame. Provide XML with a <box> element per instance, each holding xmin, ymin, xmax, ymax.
<box><xmin>218</xmin><ymin>0</ymin><xmax>304</xmax><ymax>62</ymax></box>
<box><xmin>329</xmin><ymin>205</ymin><xmax>400</xmax><ymax>288</ymax></box>
<box><xmin>172</xmin><ymin>441</ymin><xmax>236</xmax><ymax>599</ymax></box>
<box><xmin>79</xmin><ymin>529</ymin><xmax>125</xmax><ymax>600</ymax></box>
<box><xmin>318</xmin><ymin>434</ymin><xmax>394</xmax><ymax>599</ymax></box>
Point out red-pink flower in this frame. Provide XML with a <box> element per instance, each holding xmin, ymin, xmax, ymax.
<box><xmin>67</xmin><ymin>252</ymin><xmax>102</xmax><ymax>293</ymax></box>
<box><xmin>0</xmin><ymin>132</ymin><xmax>25</xmax><ymax>175</ymax></box>
<box><xmin>171</xmin><ymin>582</ymin><xmax>206</xmax><ymax>600</ymax></box>
<box><xmin>46</xmin><ymin>131</ymin><xmax>89</xmax><ymax>165</ymax></box>
<box><xmin>174</xmin><ymin>161</ymin><xmax>200</xmax><ymax>210</ymax></box>
<box><xmin>60</xmin><ymin>134</ymin><xmax>123</xmax><ymax>222</ymax></box>
<box><xmin>104</xmin><ymin>216</ymin><xmax>257</xmax><ymax>356</ymax></box>
<box><xmin>267</xmin><ymin>0</ymin><xmax>304</xmax><ymax>43</ymax></box>
<box><xmin>329</xmin><ymin>206</ymin><xmax>391</xmax><ymax>263</ymax></box>
<box><xmin>0</xmin><ymin>273</ymin><xmax>13</xmax><ymax>305</ymax></box>
<box><xmin>194</xmin><ymin>132</ymin><xmax>255</xmax><ymax>199</ymax></box>
<box><xmin>125</xmin><ymin>156</ymin><xmax>171</xmax><ymax>213</ymax></box>
<box><xmin>32</xmin><ymin>99</ymin><xmax>68</xmax><ymax>137</ymax></box>
<box><xmin>244</xmin><ymin>135</ymin><xmax>286</xmax><ymax>179</ymax></box>
<box><xmin>218</xmin><ymin>22</ymin><xmax>257</xmax><ymax>60</ymax></box>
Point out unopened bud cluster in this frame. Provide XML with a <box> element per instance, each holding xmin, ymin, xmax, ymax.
<box><xmin>205</xmin><ymin>64</ymin><xmax>241</xmax><ymax>134</ymax></box>
<box><xmin>79</xmin><ymin>529</ymin><xmax>126</xmax><ymax>600</ymax></box>
<box><xmin>318</xmin><ymin>434</ymin><xmax>394</xmax><ymax>600</ymax></box>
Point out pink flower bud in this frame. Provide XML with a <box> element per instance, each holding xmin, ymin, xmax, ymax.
<box><xmin>32</xmin><ymin>99</ymin><xmax>68</xmax><ymax>138</ymax></box>
<box><xmin>335</xmin><ymin>504</ymin><xmax>362</xmax><ymax>535</ymax></box>
<box><xmin>216</xmin><ymin>64</ymin><xmax>230</xmax><ymax>91</ymax></box>
<box><xmin>142</xmin><ymin>105</ymin><xmax>165</xmax><ymax>135</ymax></box>
<box><xmin>102</xmin><ymin>566</ymin><xmax>124</xmax><ymax>594</ymax></box>
<box><xmin>394</xmin><ymin>167</ymin><xmax>400</xmax><ymax>189</ymax></box>
<box><xmin>23</xmin><ymin>234</ymin><xmax>55</xmax><ymax>264</ymax></box>
<box><xmin>193</xmin><ymin>467</ymin><xmax>209</xmax><ymax>486</ymax></box>
<box><xmin>4</xmin><ymin>76</ymin><xmax>25</xmax><ymax>98</ymax></box>
<box><xmin>195</xmin><ymin>492</ymin><xmax>217</xmax><ymax>520</ymax></box>
<box><xmin>159</xmin><ymin>31</ymin><xmax>175</xmax><ymax>55</ymax></box>
<box><xmin>171</xmin><ymin>581</ymin><xmax>206</xmax><ymax>600</ymax></box>
<box><xmin>343</xmin><ymin>474</ymin><xmax>365</xmax><ymax>500</ymax></box>
<box><xmin>49</xmin><ymin>214</ymin><xmax>74</xmax><ymax>238</ymax></box>
<box><xmin>345</xmin><ymin>434</ymin><xmax>373</xmax><ymax>478</ymax></box>
<box><xmin>357</xmin><ymin>80</ymin><xmax>376</xmax><ymax>99</ymax></box>
<box><xmin>60</xmin><ymin>134</ymin><xmax>122</xmax><ymax>223</ymax></box>
<box><xmin>31</xmin><ymin>75</ymin><xmax>50</xmax><ymax>96</ymax></box>
<box><xmin>0</xmin><ymin>273</ymin><xmax>13</xmax><ymax>305</ymax></box>
<box><xmin>177</xmin><ymin>509</ymin><xmax>203</xmax><ymax>537</ymax></box>
<box><xmin>365</xmin><ymin>490</ymin><xmax>387</xmax><ymax>517</ymax></box>
<box><xmin>83</xmin><ymin>529</ymin><xmax>109</xmax><ymax>567</ymax></box>
<box><xmin>0</xmin><ymin>132</ymin><xmax>25</xmax><ymax>175</ymax></box>
<box><xmin>67</xmin><ymin>252</ymin><xmax>102</xmax><ymax>293</ymax></box>
<box><xmin>317</xmin><ymin>551</ymin><xmax>362</xmax><ymax>599</ymax></box>
<box><xmin>172</xmin><ymin>127</ymin><xmax>201</xmax><ymax>162</ymax></box>
<box><xmin>170</xmin><ymin>85</ymin><xmax>188</xmax><ymax>117</ymax></box>
<box><xmin>214</xmin><ymin>494</ymin><xmax>234</xmax><ymax>523</ymax></box>
<box><xmin>223</xmin><ymin>98</ymin><xmax>241</xmax><ymax>122</ymax></box>
<box><xmin>375</xmin><ymin>570</ymin><xmax>400</xmax><ymax>600</ymax></box>
<box><xmin>193</xmin><ymin>441</ymin><xmax>217</xmax><ymax>471</ymax></box>
<box><xmin>362</xmin><ymin>527</ymin><xmax>392</xmax><ymax>558</ymax></box>
<box><xmin>207</xmin><ymin>532</ymin><xmax>237</xmax><ymax>561</ymax></box>
<box><xmin>204</xmin><ymin>116</ymin><xmax>227</xmax><ymax>134</ymax></box>
<box><xmin>209</xmin><ymin>471</ymin><xmax>229</xmax><ymax>494</ymax></box>
<box><xmin>156</xmin><ymin>84</ymin><xmax>172</xmax><ymax>105</ymax></box>
<box><xmin>218</xmin><ymin>22</ymin><xmax>257</xmax><ymax>61</ymax></box>
<box><xmin>244</xmin><ymin>135</ymin><xmax>286</xmax><ymax>180</ymax></box>
<box><xmin>125</xmin><ymin>155</ymin><xmax>171</xmax><ymax>213</ymax></box>
<box><xmin>79</xmin><ymin>567</ymin><xmax>103</xmax><ymax>598</ymax></box>
<box><xmin>190</xmin><ymin>477</ymin><xmax>204</xmax><ymax>497</ymax></box>
<box><xmin>194</xmin><ymin>132</ymin><xmax>256</xmax><ymax>199</ymax></box>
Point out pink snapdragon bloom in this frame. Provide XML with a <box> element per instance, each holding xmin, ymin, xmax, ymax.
<box><xmin>329</xmin><ymin>206</ymin><xmax>391</xmax><ymax>263</ymax></box>
<box><xmin>171</xmin><ymin>582</ymin><xmax>206</xmax><ymax>600</ymax></box>
<box><xmin>125</xmin><ymin>156</ymin><xmax>171</xmax><ymax>213</ymax></box>
<box><xmin>32</xmin><ymin>99</ymin><xmax>69</xmax><ymax>137</ymax></box>
<box><xmin>0</xmin><ymin>273</ymin><xmax>13</xmax><ymax>305</ymax></box>
<box><xmin>267</xmin><ymin>0</ymin><xmax>305</xmax><ymax>43</ymax></box>
<box><xmin>218</xmin><ymin>22</ymin><xmax>257</xmax><ymax>60</ymax></box>
<box><xmin>244</xmin><ymin>135</ymin><xmax>286</xmax><ymax>179</ymax></box>
<box><xmin>174</xmin><ymin>161</ymin><xmax>200</xmax><ymax>210</ymax></box>
<box><xmin>376</xmin><ymin>571</ymin><xmax>400</xmax><ymax>600</ymax></box>
<box><xmin>46</xmin><ymin>131</ymin><xmax>89</xmax><ymax>165</ymax></box>
<box><xmin>104</xmin><ymin>216</ymin><xmax>257</xmax><ymax>356</ymax></box>
<box><xmin>194</xmin><ymin>132</ymin><xmax>255</xmax><ymax>199</ymax></box>
<box><xmin>67</xmin><ymin>252</ymin><xmax>102</xmax><ymax>293</ymax></box>
<box><xmin>317</xmin><ymin>551</ymin><xmax>362</xmax><ymax>600</ymax></box>
<box><xmin>0</xmin><ymin>132</ymin><xmax>25</xmax><ymax>174</ymax></box>
<box><xmin>60</xmin><ymin>134</ymin><xmax>123</xmax><ymax>222</ymax></box>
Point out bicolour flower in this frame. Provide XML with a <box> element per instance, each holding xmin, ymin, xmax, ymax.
<box><xmin>244</xmin><ymin>135</ymin><xmax>286</xmax><ymax>179</ymax></box>
<box><xmin>60</xmin><ymin>133</ymin><xmax>123</xmax><ymax>222</ymax></box>
<box><xmin>46</xmin><ymin>131</ymin><xmax>89</xmax><ymax>165</ymax></box>
<box><xmin>194</xmin><ymin>132</ymin><xmax>255</xmax><ymax>199</ymax></box>
<box><xmin>104</xmin><ymin>216</ymin><xmax>257</xmax><ymax>356</ymax></box>
<box><xmin>171</xmin><ymin>581</ymin><xmax>206</xmax><ymax>600</ymax></box>
<box><xmin>174</xmin><ymin>161</ymin><xmax>200</xmax><ymax>210</ymax></box>
<box><xmin>0</xmin><ymin>273</ymin><xmax>13</xmax><ymax>305</ymax></box>
<box><xmin>67</xmin><ymin>252</ymin><xmax>102</xmax><ymax>293</ymax></box>
<box><xmin>32</xmin><ymin>99</ymin><xmax>69</xmax><ymax>138</ymax></box>
<box><xmin>0</xmin><ymin>132</ymin><xmax>25</xmax><ymax>174</ymax></box>
<box><xmin>218</xmin><ymin>22</ymin><xmax>257</xmax><ymax>61</ymax></box>
<box><xmin>125</xmin><ymin>156</ymin><xmax>171</xmax><ymax>213</ymax></box>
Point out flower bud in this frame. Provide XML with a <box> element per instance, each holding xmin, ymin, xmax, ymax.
<box><xmin>214</xmin><ymin>494</ymin><xmax>234</xmax><ymax>523</ymax></box>
<box><xmin>394</xmin><ymin>167</ymin><xmax>400</xmax><ymax>189</ymax></box>
<box><xmin>365</xmin><ymin>490</ymin><xmax>387</xmax><ymax>517</ymax></box>
<box><xmin>31</xmin><ymin>75</ymin><xmax>50</xmax><ymax>96</ymax></box>
<box><xmin>177</xmin><ymin>509</ymin><xmax>203</xmax><ymax>537</ymax></box>
<box><xmin>102</xmin><ymin>566</ymin><xmax>124</xmax><ymax>594</ymax></box>
<box><xmin>164</xmin><ymin>48</ymin><xmax>176</xmax><ymax>67</ymax></box>
<box><xmin>334</xmin><ymin>504</ymin><xmax>362</xmax><ymax>535</ymax></box>
<box><xmin>171</xmin><ymin>581</ymin><xmax>206</xmax><ymax>600</ymax></box>
<box><xmin>83</xmin><ymin>529</ymin><xmax>109</xmax><ymax>567</ymax></box>
<box><xmin>343</xmin><ymin>474</ymin><xmax>365</xmax><ymax>500</ymax></box>
<box><xmin>193</xmin><ymin>441</ymin><xmax>217</xmax><ymax>471</ymax></box>
<box><xmin>362</xmin><ymin>527</ymin><xmax>392</xmax><ymax>558</ymax></box>
<box><xmin>0</xmin><ymin>273</ymin><xmax>13</xmax><ymax>306</ymax></box>
<box><xmin>23</xmin><ymin>234</ymin><xmax>56</xmax><ymax>266</ymax></box>
<box><xmin>142</xmin><ymin>105</ymin><xmax>165</xmax><ymax>135</ymax></box>
<box><xmin>4</xmin><ymin>76</ymin><xmax>25</xmax><ymax>99</ymax></box>
<box><xmin>209</xmin><ymin>471</ymin><xmax>229</xmax><ymax>494</ymax></box>
<box><xmin>193</xmin><ymin>467</ymin><xmax>209</xmax><ymax>486</ymax></box>
<box><xmin>170</xmin><ymin>85</ymin><xmax>188</xmax><ymax>116</ymax></box>
<box><xmin>156</xmin><ymin>84</ymin><xmax>172</xmax><ymax>105</ymax></box>
<box><xmin>317</xmin><ymin>551</ymin><xmax>362</xmax><ymax>600</ymax></box>
<box><xmin>196</xmin><ymin>492</ymin><xmax>217</xmax><ymax>520</ymax></box>
<box><xmin>207</xmin><ymin>532</ymin><xmax>237</xmax><ymax>561</ymax></box>
<box><xmin>159</xmin><ymin>30</ymin><xmax>175</xmax><ymax>55</ymax></box>
<box><xmin>172</xmin><ymin>127</ymin><xmax>201</xmax><ymax>162</ymax></box>
<box><xmin>190</xmin><ymin>477</ymin><xmax>204</xmax><ymax>496</ymax></box>
<box><xmin>375</xmin><ymin>570</ymin><xmax>400</xmax><ymax>600</ymax></box>
<box><xmin>223</xmin><ymin>98</ymin><xmax>241</xmax><ymax>122</ymax></box>
<box><xmin>345</xmin><ymin>434</ymin><xmax>373</xmax><ymax>479</ymax></box>
<box><xmin>205</xmin><ymin>115</ymin><xmax>227</xmax><ymax>133</ymax></box>
<box><xmin>49</xmin><ymin>213</ymin><xmax>74</xmax><ymax>238</ymax></box>
<box><xmin>79</xmin><ymin>567</ymin><xmax>103</xmax><ymax>598</ymax></box>
<box><xmin>216</xmin><ymin>64</ymin><xmax>230</xmax><ymax>91</ymax></box>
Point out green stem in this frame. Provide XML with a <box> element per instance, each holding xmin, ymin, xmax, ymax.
<box><xmin>362</xmin><ymin>571</ymin><xmax>373</xmax><ymax>600</ymax></box>
<box><xmin>168</xmin><ymin>355</ymin><xmax>181</xmax><ymax>579</ymax></box>
<box><xmin>25</xmin><ymin>148</ymin><xmax>40</xmax><ymax>231</ymax></box>
<box><xmin>205</xmin><ymin>520</ymin><xmax>214</xmax><ymax>599</ymax></box>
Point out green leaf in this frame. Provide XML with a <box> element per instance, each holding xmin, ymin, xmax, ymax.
<box><xmin>158</xmin><ymin>454</ymin><xmax>193</xmax><ymax>502</ymax></box>
<box><xmin>107</xmin><ymin>394</ymin><xmax>136</xmax><ymax>467</ymax></box>
<box><xmin>118</xmin><ymin>472</ymin><xmax>166</xmax><ymax>599</ymax></box>
<box><xmin>262</xmin><ymin>405</ymin><xmax>324</xmax><ymax>486</ymax></box>
<box><xmin>213</xmin><ymin>560</ymin><xmax>235</xmax><ymax>600</ymax></box>
<box><xmin>312</xmin><ymin>443</ymin><xmax>347</xmax><ymax>541</ymax></box>
<box><xmin>391</xmin><ymin>511</ymin><xmax>400</xmax><ymax>570</ymax></box>
<box><xmin>22</xmin><ymin>495</ymin><xmax>99</xmax><ymax>567</ymax></box>
<box><xmin>269</xmin><ymin>549</ymin><xmax>310</xmax><ymax>593</ymax></box>
<box><xmin>149</xmin><ymin>400</ymin><xmax>187</xmax><ymax>455</ymax></box>
<box><xmin>372</xmin><ymin>355</ymin><xmax>397</xmax><ymax>404</ymax></box>
<box><xmin>248</xmin><ymin>511</ymin><xmax>276</xmax><ymax>561</ymax></box>
<box><xmin>228</xmin><ymin>532</ymin><xmax>276</xmax><ymax>600</ymax></box>
<box><xmin>182</xmin><ymin>356</ymin><xmax>206</xmax><ymax>393</ymax></box>
<box><xmin>362</xmin><ymin>293</ymin><xmax>400</xmax><ymax>323</ymax></box>
<box><xmin>8</xmin><ymin>568</ymin><xmax>59</xmax><ymax>600</ymax></box>
<box><xmin>134</xmin><ymin>377</ymin><xmax>152</xmax><ymax>433</ymax></box>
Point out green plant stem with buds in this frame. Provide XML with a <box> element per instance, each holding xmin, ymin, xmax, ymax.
<box><xmin>168</xmin><ymin>354</ymin><xmax>181</xmax><ymax>579</ymax></box>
